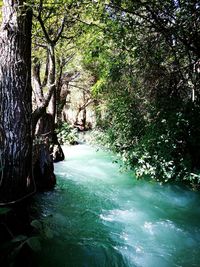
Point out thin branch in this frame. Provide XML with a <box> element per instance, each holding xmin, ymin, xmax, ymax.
<box><xmin>75</xmin><ymin>18</ymin><xmax>105</xmax><ymax>31</ymax></box>
<box><xmin>53</xmin><ymin>16</ymin><xmax>66</xmax><ymax>44</ymax></box>
<box><xmin>80</xmin><ymin>99</ymin><xmax>95</xmax><ymax>111</ymax></box>
<box><xmin>32</xmin><ymin>42</ymin><xmax>47</xmax><ymax>48</ymax></box>
<box><xmin>69</xmin><ymin>84</ymin><xmax>90</xmax><ymax>94</ymax></box>
<box><xmin>37</xmin><ymin>13</ymin><xmax>52</xmax><ymax>44</ymax></box>
<box><xmin>42</xmin><ymin>50</ymin><xmax>49</xmax><ymax>87</ymax></box>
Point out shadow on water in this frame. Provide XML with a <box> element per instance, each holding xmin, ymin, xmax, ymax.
<box><xmin>33</xmin><ymin>179</ymin><xmax>131</xmax><ymax>267</ymax></box>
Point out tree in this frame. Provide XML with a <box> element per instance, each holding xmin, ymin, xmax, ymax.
<box><xmin>32</xmin><ymin>0</ymin><xmax>106</xmax><ymax>126</ymax></box>
<box><xmin>31</xmin><ymin>0</ymin><xmax>67</xmax><ymax>130</ymax></box>
<box><xmin>0</xmin><ymin>1</ymin><xmax>34</xmax><ymax>203</ymax></box>
<box><xmin>31</xmin><ymin>1</ymin><xmax>77</xmax><ymax>163</ymax></box>
<box><xmin>80</xmin><ymin>0</ymin><xmax>200</xmax><ymax>186</ymax></box>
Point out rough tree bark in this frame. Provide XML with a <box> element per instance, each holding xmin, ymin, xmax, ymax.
<box><xmin>0</xmin><ymin>1</ymin><xmax>34</xmax><ymax>203</ymax></box>
<box><xmin>35</xmin><ymin>113</ymin><xmax>64</xmax><ymax>163</ymax></box>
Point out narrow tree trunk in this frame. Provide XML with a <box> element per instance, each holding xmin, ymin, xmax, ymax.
<box><xmin>47</xmin><ymin>44</ymin><xmax>56</xmax><ymax>122</ymax></box>
<box><xmin>82</xmin><ymin>90</ymin><xmax>87</xmax><ymax>129</ymax></box>
<box><xmin>0</xmin><ymin>1</ymin><xmax>33</xmax><ymax>203</ymax></box>
<box><xmin>49</xmin><ymin>90</ymin><xmax>57</xmax><ymax>122</ymax></box>
<box><xmin>82</xmin><ymin>108</ymin><xmax>87</xmax><ymax>129</ymax></box>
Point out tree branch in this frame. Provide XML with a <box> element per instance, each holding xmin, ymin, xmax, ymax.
<box><xmin>53</xmin><ymin>16</ymin><xmax>66</xmax><ymax>44</ymax></box>
<box><xmin>37</xmin><ymin>13</ymin><xmax>52</xmax><ymax>44</ymax></box>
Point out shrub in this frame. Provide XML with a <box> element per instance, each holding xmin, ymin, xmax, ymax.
<box><xmin>56</xmin><ymin>122</ymin><xmax>78</xmax><ymax>145</ymax></box>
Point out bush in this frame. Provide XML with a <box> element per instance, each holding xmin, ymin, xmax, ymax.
<box><xmin>56</xmin><ymin>122</ymin><xmax>78</xmax><ymax>145</ymax></box>
<box><xmin>94</xmin><ymin>101</ymin><xmax>200</xmax><ymax>187</ymax></box>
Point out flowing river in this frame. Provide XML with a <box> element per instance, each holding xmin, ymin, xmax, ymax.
<box><xmin>34</xmin><ymin>144</ymin><xmax>200</xmax><ymax>267</ymax></box>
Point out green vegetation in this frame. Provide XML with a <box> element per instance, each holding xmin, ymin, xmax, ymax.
<box><xmin>79</xmin><ymin>0</ymin><xmax>200</xmax><ymax>186</ymax></box>
<box><xmin>56</xmin><ymin>122</ymin><xmax>78</xmax><ymax>145</ymax></box>
<box><xmin>0</xmin><ymin>1</ymin><xmax>200</xmax><ymax>266</ymax></box>
<box><xmin>0</xmin><ymin>0</ymin><xmax>200</xmax><ymax>196</ymax></box>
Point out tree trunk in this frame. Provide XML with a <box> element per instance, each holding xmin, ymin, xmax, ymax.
<box><xmin>82</xmin><ymin>108</ymin><xmax>87</xmax><ymax>129</ymax></box>
<box><xmin>47</xmin><ymin>44</ymin><xmax>56</xmax><ymax>122</ymax></box>
<box><xmin>48</xmin><ymin>90</ymin><xmax>57</xmax><ymax>122</ymax></box>
<box><xmin>35</xmin><ymin>113</ymin><xmax>64</xmax><ymax>163</ymax></box>
<box><xmin>0</xmin><ymin>1</ymin><xmax>33</xmax><ymax>203</ymax></box>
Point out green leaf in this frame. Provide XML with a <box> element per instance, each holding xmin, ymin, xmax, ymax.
<box><xmin>12</xmin><ymin>235</ymin><xmax>27</xmax><ymax>243</ymax></box>
<box><xmin>31</xmin><ymin>219</ymin><xmax>43</xmax><ymax>231</ymax></box>
<box><xmin>0</xmin><ymin>207</ymin><xmax>11</xmax><ymax>215</ymax></box>
<box><xmin>26</xmin><ymin>237</ymin><xmax>41</xmax><ymax>252</ymax></box>
<box><xmin>44</xmin><ymin>227</ymin><xmax>54</xmax><ymax>239</ymax></box>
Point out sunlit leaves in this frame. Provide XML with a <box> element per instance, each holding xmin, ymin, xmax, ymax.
<box><xmin>0</xmin><ymin>0</ymin><xmax>3</xmax><ymax>24</ymax></box>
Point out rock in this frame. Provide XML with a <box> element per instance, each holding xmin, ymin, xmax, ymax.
<box><xmin>51</xmin><ymin>143</ymin><xmax>65</xmax><ymax>163</ymax></box>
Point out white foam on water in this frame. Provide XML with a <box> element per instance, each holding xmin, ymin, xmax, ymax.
<box><xmin>36</xmin><ymin>144</ymin><xmax>200</xmax><ymax>267</ymax></box>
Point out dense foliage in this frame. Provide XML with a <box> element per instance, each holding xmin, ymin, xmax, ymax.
<box><xmin>80</xmin><ymin>0</ymin><xmax>200</xmax><ymax>186</ymax></box>
<box><xmin>56</xmin><ymin>122</ymin><xmax>78</xmax><ymax>145</ymax></box>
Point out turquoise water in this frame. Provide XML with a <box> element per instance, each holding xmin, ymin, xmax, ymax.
<box><xmin>34</xmin><ymin>144</ymin><xmax>200</xmax><ymax>267</ymax></box>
